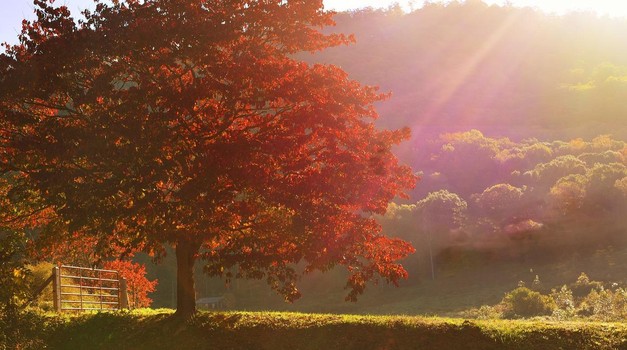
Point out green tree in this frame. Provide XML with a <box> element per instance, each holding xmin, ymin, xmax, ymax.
<box><xmin>415</xmin><ymin>190</ymin><xmax>467</xmax><ymax>279</ymax></box>
<box><xmin>473</xmin><ymin>183</ymin><xmax>525</xmax><ymax>221</ymax></box>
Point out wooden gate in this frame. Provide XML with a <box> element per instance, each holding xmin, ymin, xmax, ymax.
<box><xmin>52</xmin><ymin>265</ymin><xmax>129</xmax><ymax>312</ymax></box>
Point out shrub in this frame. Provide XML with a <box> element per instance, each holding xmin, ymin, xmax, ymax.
<box><xmin>0</xmin><ymin>309</ymin><xmax>48</xmax><ymax>350</ymax></box>
<box><xmin>459</xmin><ymin>305</ymin><xmax>504</xmax><ymax>320</ymax></box>
<box><xmin>502</xmin><ymin>287</ymin><xmax>555</xmax><ymax>318</ymax></box>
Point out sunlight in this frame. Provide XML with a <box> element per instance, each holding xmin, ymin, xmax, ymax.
<box><xmin>491</xmin><ymin>0</ymin><xmax>627</xmax><ymax>18</ymax></box>
<box><xmin>324</xmin><ymin>0</ymin><xmax>413</xmax><ymax>12</ymax></box>
<box><xmin>323</xmin><ymin>0</ymin><xmax>627</xmax><ymax>18</ymax></box>
<box><xmin>413</xmin><ymin>10</ymin><xmax>523</xmax><ymax>127</ymax></box>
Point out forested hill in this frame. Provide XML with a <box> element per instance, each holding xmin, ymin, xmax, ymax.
<box><xmin>306</xmin><ymin>1</ymin><xmax>627</xmax><ymax>142</ymax></box>
<box><xmin>300</xmin><ymin>2</ymin><xmax>627</xmax><ymax>284</ymax></box>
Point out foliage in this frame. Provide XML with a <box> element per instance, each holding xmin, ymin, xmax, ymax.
<box><xmin>0</xmin><ymin>230</ymin><xmax>30</xmax><ymax>314</ymax></box>
<box><xmin>501</xmin><ymin>287</ymin><xmax>555</xmax><ymax>318</ymax></box>
<box><xmin>569</xmin><ymin>272</ymin><xmax>604</xmax><ymax>299</ymax></box>
<box><xmin>381</xmin><ymin>131</ymin><xmax>627</xmax><ymax>275</ymax></box>
<box><xmin>0</xmin><ymin>310</ymin><xmax>49</xmax><ymax>350</ymax></box>
<box><xmin>0</xmin><ymin>173</ymin><xmax>49</xmax><ymax>314</ymax></box>
<box><xmin>103</xmin><ymin>260</ymin><xmax>158</xmax><ymax>309</ymax></box>
<box><xmin>416</xmin><ymin>190</ymin><xmax>468</xmax><ymax>231</ymax></box>
<box><xmin>459</xmin><ymin>305</ymin><xmax>504</xmax><ymax>320</ymax></box>
<box><xmin>550</xmin><ymin>285</ymin><xmax>576</xmax><ymax>320</ymax></box>
<box><xmin>0</xmin><ymin>0</ymin><xmax>416</xmax><ymax>316</ymax></box>
<box><xmin>304</xmin><ymin>0</ymin><xmax>627</xmax><ymax>273</ymax></box>
<box><xmin>579</xmin><ymin>287</ymin><xmax>627</xmax><ymax>321</ymax></box>
<box><xmin>462</xmin><ymin>273</ymin><xmax>627</xmax><ymax>322</ymax></box>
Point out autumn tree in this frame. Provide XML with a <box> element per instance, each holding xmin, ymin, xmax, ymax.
<box><xmin>0</xmin><ymin>0</ymin><xmax>416</xmax><ymax>317</ymax></box>
<box><xmin>103</xmin><ymin>260</ymin><xmax>158</xmax><ymax>308</ymax></box>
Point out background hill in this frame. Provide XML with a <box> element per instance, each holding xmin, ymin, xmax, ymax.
<box><xmin>313</xmin><ymin>1</ymin><xmax>627</xmax><ymax>143</ymax></box>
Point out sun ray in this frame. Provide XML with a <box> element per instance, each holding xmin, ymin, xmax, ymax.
<box><xmin>412</xmin><ymin>8</ymin><xmax>523</xmax><ymax>130</ymax></box>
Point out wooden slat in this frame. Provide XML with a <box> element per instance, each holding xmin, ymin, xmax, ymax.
<box><xmin>61</xmin><ymin>265</ymin><xmax>117</xmax><ymax>273</ymax></box>
<box><xmin>60</xmin><ymin>285</ymin><xmax>118</xmax><ymax>291</ymax></box>
<box><xmin>62</xmin><ymin>300</ymin><xmax>119</xmax><ymax>305</ymax></box>
<box><xmin>60</xmin><ymin>274</ymin><xmax>119</xmax><ymax>282</ymax></box>
<box><xmin>61</xmin><ymin>292</ymin><xmax>118</xmax><ymax>298</ymax></box>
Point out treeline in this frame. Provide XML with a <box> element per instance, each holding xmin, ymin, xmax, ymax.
<box><xmin>379</xmin><ymin>130</ymin><xmax>627</xmax><ymax>276</ymax></box>
<box><xmin>308</xmin><ymin>1</ymin><xmax>627</xmax><ymax>142</ymax></box>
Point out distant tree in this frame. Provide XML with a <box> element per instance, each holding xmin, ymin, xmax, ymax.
<box><xmin>583</xmin><ymin>163</ymin><xmax>627</xmax><ymax>215</ymax></box>
<box><xmin>616</xmin><ymin>177</ymin><xmax>627</xmax><ymax>196</ymax></box>
<box><xmin>378</xmin><ymin>202</ymin><xmax>417</xmax><ymax>241</ymax></box>
<box><xmin>496</xmin><ymin>141</ymin><xmax>553</xmax><ymax>177</ymax></box>
<box><xmin>0</xmin><ymin>0</ymin><xmax>416</xmax><ymax>318</ymax></box>
<box><xmin>429</xmin><ymin>130</ymin><xmax>503</xmax><ymax>196</ymax></box>
<box><xmin>526</xmin><ymin>155</ymin><xmax>587</xmax><ymax>189</ymax></box>
<box><xmin>415</xmin><ymin>190</ymin><xmax>467</xmax><ymax>279</ymax></box>
<box><xmin>473</xmin><ymin>183</ymin><xmax>525</xmax><ymax>221</ymax></box>
<box><xmin>578</xmin><ymin>151</ymin><xmax>624</xmax><ymax>167</ymax></box>
<box><xmin>548</xmin><ymin>174</ymin><xmax>588</xmax><ymax>217</ymax></box>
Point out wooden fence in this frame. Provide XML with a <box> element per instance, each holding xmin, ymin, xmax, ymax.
<box><xmin>51</xmin><ymin>265</ymin><xmax>129</xmax><ymax>312</ymax></box>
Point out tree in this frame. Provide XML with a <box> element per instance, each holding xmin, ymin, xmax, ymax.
<box><xmin>473</xmin><ymin>183</ymin><xmax>525</xmax><ymax>221</ymax></box>
<box><xmin>0</xmin><ymin>0</ymin><xmax>416</xmax><ymax>317</ymax></box>
<box><xmin>103</xmin><ymin>260</ymin><xmax>158</xmax><ymax>308</ymax></box>
<box><xmin>547</xmin><ymin>175</ymin><xmax>587</xmax><ymax>221</ymax></box>
<box><xmin>525</xmin><ymin>155</ymin><xmax>587</xmax><ymax>189</ymax></box>
<box><xmin>415</xmin><ymin>190</ymin><xmax>467</xmax><ymax>279</ymax></box>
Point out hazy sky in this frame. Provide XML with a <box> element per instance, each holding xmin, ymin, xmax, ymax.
<box><xmin>1</xmin><ymin>0</ymin><xmax>625</xmax><ymax>44</ymax></box>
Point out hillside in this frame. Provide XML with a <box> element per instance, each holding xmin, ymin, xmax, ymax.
<box><xmin>312</xmin><ymin>2</ymin><xmax>627</xmax><ymax>141</ymax></box>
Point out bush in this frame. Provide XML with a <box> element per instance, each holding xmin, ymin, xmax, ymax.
<box><xmin>0</xmin><ymin>309</ymin><xmax>48</xmax><ymax>350</ymax></box>
<box><xmin>502</xmin><ymin>287</ymin><xmax>555</xmax><ymax>318</ymax></box>
<box><xmin>459</xmin><ymin>305</ymin><xmax>504</xmax><ymax>319</ymax></box>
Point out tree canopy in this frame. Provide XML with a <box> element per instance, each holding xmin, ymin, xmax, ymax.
<box><xmin>382</xmin><ymin>130</ymin><xmax>627</xmax><ymax>276</ymax></box>
<box><xmin>0</xmin><ymin>0</ymin><xmax>415</xmax><ymax>317</ymax></box>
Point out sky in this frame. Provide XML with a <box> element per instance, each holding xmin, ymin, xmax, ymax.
<box><xmin>1</xmin><ymin>0</ymin><xmax>626</xmax><ymax>44</ymax></box>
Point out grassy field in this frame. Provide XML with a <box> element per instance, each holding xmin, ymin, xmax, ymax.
<box><xmin>29</xmin><ymin>309</ymin><xmax>627</xmax><ymax>350</ymax></box>
<box><xmin>217</xmin><ymin>244</ymin><xmax>627</xmax><ymax>317</ymax></box>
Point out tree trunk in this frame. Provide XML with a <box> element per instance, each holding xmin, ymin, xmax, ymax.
<box><xmin>174</xmin><ymin>239</ymin><xmax>200</xmax><ymax>318</ymax></box>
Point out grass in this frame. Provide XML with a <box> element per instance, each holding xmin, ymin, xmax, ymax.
<box><xmin>32</xmin><ymin>309</ymin><xmax>627</xmax><ymax>350</ymax></box>
<box><xmin>219</xmin><ymin>244</ymin><xmax>627</xmax><ymax>317</ymax></box>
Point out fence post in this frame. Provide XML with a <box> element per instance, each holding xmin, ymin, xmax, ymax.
<box><xmin>52</xmin><ymin>266</ymin><xmax>61</xmax><ymax>313</ymax></box>
<box><xmin>119</xmin><ymin>277</ymin><xmax>129</xmax><ymax>310</ymax></box>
